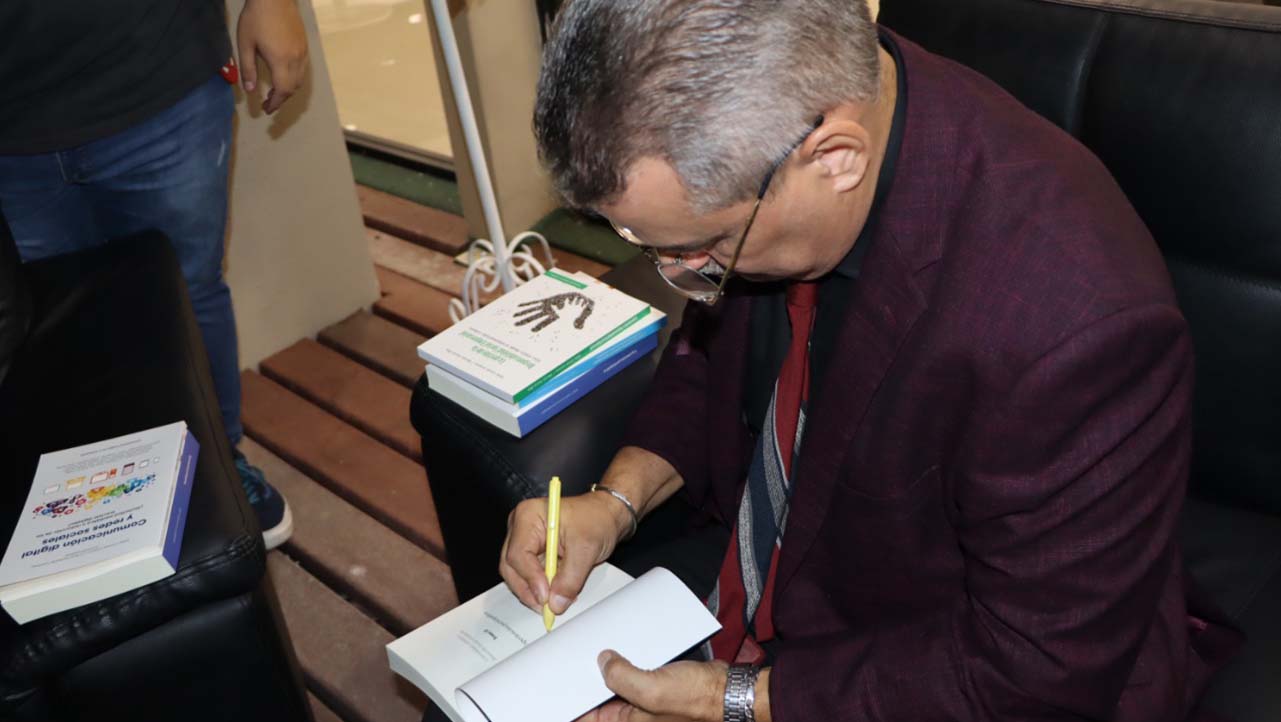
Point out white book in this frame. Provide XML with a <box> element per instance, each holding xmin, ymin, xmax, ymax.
<box><xmin>417</xmin><ymin>269</ymin><xmax>652</xmax><ymax>405</ymax></box>
<box><xmin>425</xmin><ymin>301</ymin><xmax>664</xmax><ymax>437</ymax></box>
<box><xmin>387</xmin><ymin>563</ymin><xmax>720</xmax><ymax>722</ymax></box>
<box><xmin>0</xmin><ymin>421</ymin><xmax>199</xmax><ymax>624</ymax></box>
<box><xmin>425</xmin><ymin>329</ymin><xmax>656</xmax><ymax>438</ymax></box>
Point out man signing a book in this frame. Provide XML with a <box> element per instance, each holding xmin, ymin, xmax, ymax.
<box><xmin>496</xmin><ymin>1</ymin><xmax>1236</xmax><ymax>721</ymax></box>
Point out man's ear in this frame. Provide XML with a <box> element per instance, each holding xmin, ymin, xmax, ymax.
<box><xmin>806</xmin><ymin>119</ymin><xmax>872</xmax><ymax>194</ymax></box>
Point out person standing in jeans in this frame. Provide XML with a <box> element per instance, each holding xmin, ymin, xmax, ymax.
<box><xmin>0</xmin><ymin>0</ymin><xmax>309</xmax><ymax>549</ymax></box>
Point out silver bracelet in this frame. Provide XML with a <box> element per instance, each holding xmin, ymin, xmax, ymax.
<box><xmin>723</xmin><ymin>664</ymin><xmax>759</xmax><ymax>722</ymax></box>
<box><xmin>590</xmin><ymin>483</ymin><xmax>639</xmax><ymax>540</ymax></box>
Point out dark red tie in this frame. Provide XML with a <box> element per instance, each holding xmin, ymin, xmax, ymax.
<box><xmin>706</xmin><ymin>281</ymin><xmax>819</xmax><ymax>662</ymax></box>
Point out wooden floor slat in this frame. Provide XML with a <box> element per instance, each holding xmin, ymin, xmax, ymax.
<box><xmin>261</xmin><ymin>339</ymin><xmax>422</xmax><ymax>462</ymax></box>
<box><xmin>309</xmin><ymin>693</ymin><xmax>346</xmax><ymax>722</ymax></box>
<box><xmin>457</xmin><ymin>235</ymin><xmax>613</xmax><ymax>280</ymax></box>
<box><xmin>358</xmin><ymin>185</ymin><xmax>469</xmax><ymax>255</ymax></box>
<box><xmin>248</xmin><ymin>211</ymin><xmax>621</xmax><ymax>717</ymax></box>
<box><xmin>244</xmin><ymin>440</ymin><xmax>456</xmax><ymax>635</ymax></box>
<box><xmin>373</xmin><ymin>267</ymin><xmax>456</xmax><ymax>338</ymax></box>
<box><xmin>370</xmin><ymin>227</ymin><xmax>612</xmax><ymax>300</ymax></box>
<box><xmin>270</xmin><ymin>553</ymin><xmax>429</xmax><ymax>722</ymax></box>
<box><xmin>241</xmin><ymin>371</ymin><xmax>444</xmax><ymax>556</ymax></box>
<box><xmin>544</xmin><ymin>248</ymin><xmax>611</xmax><ymax>279</ymax></box>
<box><xmin>368</xmin><ymin>228</ymin><xmax>481</xmax><ymax>303</ymax></box>
<box><xmin>319</xmin><ymin>311</ymin><xmax>426</xmax><ymax>389</ymax></box>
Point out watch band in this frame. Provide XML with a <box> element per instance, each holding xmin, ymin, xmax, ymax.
<box><xmin>590</xmin><ymin>483</ymin><xmax>639</xmax><ymax>540</ymax></box>
<box><xmin>723</xmin><ymin>663</ymin><xmax>759</xmax><ymax>722</ymax></box>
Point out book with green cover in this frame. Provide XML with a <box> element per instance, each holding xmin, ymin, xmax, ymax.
<box><xmin>417</xmin><ymin>270</ymin><xmax>652</xmax><ymax>404</ymax></box>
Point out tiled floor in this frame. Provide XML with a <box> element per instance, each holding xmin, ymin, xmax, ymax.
<box><xmin>312</xmin><ymin>0</ymin><xmax>453</xmax><ymax>160</ymax></box>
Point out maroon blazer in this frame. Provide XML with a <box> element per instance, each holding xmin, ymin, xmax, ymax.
<box><xmin>622</xmin><ymin>31</ymin><xmax>1231</xmax><ymax>722</ymax></box>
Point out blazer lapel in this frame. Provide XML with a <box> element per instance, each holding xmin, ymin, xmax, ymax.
<box><xmin>776</xmin><ymin>229</ymin><xmax>928</xmax><ymax>595</ymax></box>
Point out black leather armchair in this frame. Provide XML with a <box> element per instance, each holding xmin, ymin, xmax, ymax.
<box><xmin>412</xmin><ymin>1</ymin><xmax>1281</xmax><ymax>720</ymax></box>
<box><xmin>0</xmin><ymin>216</ymin><xmax>312</xmax><ymax>721</ymax></box>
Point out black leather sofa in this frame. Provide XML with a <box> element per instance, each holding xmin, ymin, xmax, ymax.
<box><xmin>411</xmin><ymin>0</ymin><xmax>1281</xmax><ymax>720</ymax></box>
<box><xmin>0</xmin><ymin>217</ymin><xmax>312</xmax><ymax>721</ymax></box>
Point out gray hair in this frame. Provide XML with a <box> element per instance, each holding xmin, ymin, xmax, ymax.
<box><xmin>534</xmin><ymin>0</ymin><xmax>881</xmax><ymax>213</ymax></box>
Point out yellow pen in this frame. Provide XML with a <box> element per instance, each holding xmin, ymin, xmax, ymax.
<box><xmin>543</xmin><ymin>476</ymin><xmax>562</xmax><ymax>631</ymax></box>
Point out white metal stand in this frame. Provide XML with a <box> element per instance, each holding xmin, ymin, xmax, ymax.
<box><xmin>428</xmin><ymin>0</ymin><xmax>554</xmax><ymax>321</ymax></box>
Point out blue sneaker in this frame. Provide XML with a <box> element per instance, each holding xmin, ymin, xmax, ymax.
<box><xmin>233</xmin><ymin>449</ymin><xmax>294</xmax><ymax>550</ymax></box>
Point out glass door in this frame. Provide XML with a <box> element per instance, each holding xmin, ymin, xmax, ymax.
<box><xmin>312</xmin><ymin>0</ymin><xmax>454</xmax><ymax>169</ymax></box>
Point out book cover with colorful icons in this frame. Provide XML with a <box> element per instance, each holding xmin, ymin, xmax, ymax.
<box><xmin>32</xmin><ymin>474</ymin><xmax>158</xmax><ymax>520</ymax></box>
<box><xmin>0</xmin><ymin>421</ymin><xmax>198</xmax><ymax>623</ymax></box>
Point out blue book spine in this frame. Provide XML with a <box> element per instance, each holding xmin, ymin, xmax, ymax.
<box><xmin>517</xmin><ymin>317</ymin><xmax>666</xmax><ymax>407</ymax></box>
<box><xmin>519</xmin><ymin>332</ymin><xmax>660</xmax><ymax>435</ymax></box>
<box><xmin>161</xmin><ymin>433</ymin><xmax>200</xmax><ymax>571</ymax></box>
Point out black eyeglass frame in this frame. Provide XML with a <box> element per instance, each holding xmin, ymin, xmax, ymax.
<box><xmin>610</xmin><ymin>116</ymin><xmax>825</xmax><ymax>305</ymax></box>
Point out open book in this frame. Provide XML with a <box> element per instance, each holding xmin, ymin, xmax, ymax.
<box><xmin>387</xmin><ymin>564</ymin><xmax>720</xmax><ymax>722</ymax></box>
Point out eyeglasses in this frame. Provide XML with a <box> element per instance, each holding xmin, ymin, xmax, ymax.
<box><xmin>610</xmin><ymin>116</ymin><xmax>823</xmax><ymax>305</ymax></box>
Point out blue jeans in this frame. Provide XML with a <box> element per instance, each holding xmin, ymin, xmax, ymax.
<box><xmin>0</xmin><ymin>75</ymin><xmax>244</xmax><ymax>446</ymax></box>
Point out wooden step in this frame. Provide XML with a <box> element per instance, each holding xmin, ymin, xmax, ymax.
<box><xmin>542</xmin><ymin>247</ymin><xmax>611</xmax><ymax>279</ymax></box>
<box><xmin>244</xmin><ymin>439</ymin><xmax>457</xmax><ymax>635</ymax></box>
<box><xmin>453</xmin><ymin>235</ymin><xmax>614</xmax><ymax>280</ymax></box>
<box><xmin>241</xmin><ymin>371</ymin><xmax>444</xmax><ymax>556</ymax></box>
<box><xmin>269</xmin><ymin>553</ymin><xmax>429</xmax><ymax>722</ymax></box>
<box><xmin>370</xmin><ymin>227</ymin><xmax>612</xmax><ymax>302</ymax></box>
<box><xmin>368</xmin><ymin>228</ymin><xmax>480</xmax><ymax>303</ymax></box>
<box><xmin>310</xmin><ymin>693</ymin><xmax>346</xmax><ymax>722</ymax></box>
<box><xmin>358</xmin><ymin>184</ymin><xmax>469</xmax><ymax>255</ymax></box>
<box><xmin>260</xmin><ymin>339</ymin><xmax>422</xmax><ymax>462</ymax></box>
<box><xmin>319</xmin><ymin>311</ymin><xmax>426</xmax><ymax>389</ymax></box>
<box><xmin>374</xmin><ymin>267</ymin><xmax>456</xmax><ymax>338</ymax></box>
<box><xmin>451</xmin><ymin>242</ymin><xmax>612</xmax><ymax>280</ymax></box>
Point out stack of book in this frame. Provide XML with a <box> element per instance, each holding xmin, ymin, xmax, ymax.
<box><xmin>418</xmin><ymin>269</ymin><xmax>665</xmax><ymax>437</ymax></box>
<box><xmin>0</xmin><ymin>421</ymin><xmax>199</xmax><ymax>624</ymax></box>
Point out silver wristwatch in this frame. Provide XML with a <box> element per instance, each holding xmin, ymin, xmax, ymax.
<box><xmin>723</xmin><ymin>663</ymin><xmax>759</xmax><ymax>722</ymax></box>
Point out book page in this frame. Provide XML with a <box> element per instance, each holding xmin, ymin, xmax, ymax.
<box><xmin>387</xmin><ymin>563</ymin><xmax>635</xmax><ymax>721</ymax></box>
<box><xmin>456</xmin><ymin>567</ymin><xmax>720</xmax><ymax>722</ymax></box>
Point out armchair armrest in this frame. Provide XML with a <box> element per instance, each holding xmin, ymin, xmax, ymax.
<box><xmin>412</xmin><ymin>256</ymin><xmax>686</xmax><ymax>600</ymax></box>
<box><xmin>0</xmin><ymin>233</ymin><xmax>267</xmax><ymax>702</ymax></box>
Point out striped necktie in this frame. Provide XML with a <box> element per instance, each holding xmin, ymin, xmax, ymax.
<box><xmin>705</xmin><ymin>281</ymin><xmax>819</xmax><ymax>662</ymax></box>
